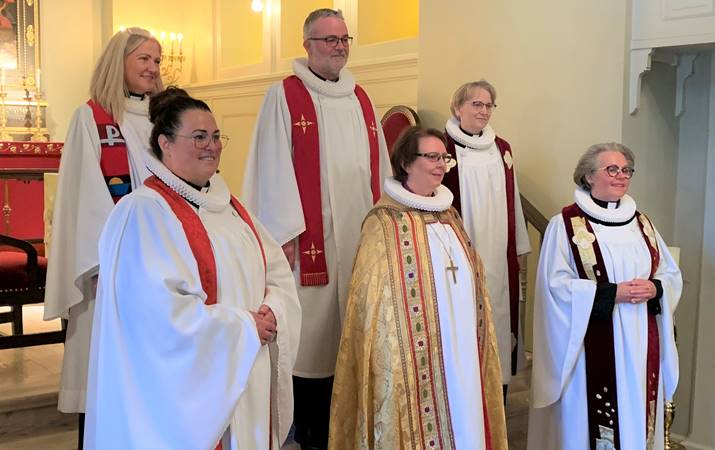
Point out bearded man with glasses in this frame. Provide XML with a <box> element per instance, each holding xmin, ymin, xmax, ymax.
<box><xmin>242</xmin><ymin>7</ymin><xmax>391</xmax><ymax>450</ymax></box>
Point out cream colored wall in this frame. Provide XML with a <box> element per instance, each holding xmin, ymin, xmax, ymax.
<box><xmin>418</xmin><ymin>0</ymin><xmax>699</xmax><ymax>436</ymax></box>
<box><xmin>42</xmin><ymin>0</ymin><xmax>107</xmax><ymax>141</ymax></box>
<box><xmin>418</xmin><ymin>0</ymin><xmax>629</xmax><ymax>219</ymax></box>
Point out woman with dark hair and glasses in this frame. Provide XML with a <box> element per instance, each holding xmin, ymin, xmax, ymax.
<box><xmin>527</xmin><ymin>142</ymin><xmax>682</xmax><ymax>450</ymax></box>
<box><xmin>329</xmin><ymin>127</ymin><xmax>508</xmax><ymax>450</ymax></box>
<box><xmin>442</xmin><ymin>80</ymin><xmax>531</xmax><ymax>396</ymax></box>
<box><xmin>84</xmin><ymin>87</ymin><xmax>301</xmax><ymax>449</ymax></box>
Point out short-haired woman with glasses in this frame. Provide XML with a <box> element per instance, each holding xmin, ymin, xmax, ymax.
<box><xmin>527</xmin><ymin>142</ymin><xmax>682</xmax><ymax>450</ymax></box>
<box><xmin>329</xmin><ymin>126</ymin><xmax>508</xmax><ymax>450</ymax></box>
<box><xmin>443</xmin><ymin>80</ymin><xmax>531</xmax><ymax>397</ymax></box>
<box><xmin>84</xmin><ymin>87</ymin><xmax>302</xmax><ymax>449</ymax></box>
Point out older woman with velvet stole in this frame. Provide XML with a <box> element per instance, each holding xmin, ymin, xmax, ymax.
<box><xmin>527</xmin><ymin>143</ymin><xmax>682</xmax><ymax>450</ymax></box>
<box><xmin>329</xmin><ymin>127</ymin><xmax>507</xmax><ymax>450</ymax></box>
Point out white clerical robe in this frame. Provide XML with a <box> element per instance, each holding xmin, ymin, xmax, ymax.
<box><xmin>428</xmin><ymin>220</ymin><xmax>487</xmax><ymax>449</ymax></box>
<box><xmin>527</xmin><ymin>190</ymin><xmax>681</xmax><ymax>450</ymax></box>
<box><xmin>445</xmin><ymin>118</ymin><xmax>530</xmax><ymax>383</ymax></box>
<box><xmin>43</xmin><ymin>97</ymin><xmax>153</xmax><ymax>412</ymax></box>
<box><xmin>84</xmin><ymin>160</ymin><xmax>301</xmax><ymax>450</ymax></box>
<box><xmin>242</xmin><ymin>57</ymin><xmax>391</xmax><ymax>377</ymax></box>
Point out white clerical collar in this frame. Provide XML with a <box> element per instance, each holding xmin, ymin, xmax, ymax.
<box><xmin>124</xmin><ymin>96</ymin><xmax>149</xmax><ymax>117</ymax></box>
<box><xmin>574</xmin><ymin>187</ymin><xmax>636</xmax><ymax>223</ymax></box>
<box><xmin>293</xmin><ymin>57</ymin><xmax>355</xmax><ymax>98</ymax></box>
<box><xmin>445</xmin><ymin>116</ymin><xmax>496</xmax><ymax>150</ymax></box>
<box><xmin>384</xmin><ymin>177</ymin><xmax>453</xmax><ymax>212</ymax></box>
<box><xmin>145</xmin><ymin>152</ymin><xmax>230</xmax><ymax>212</ymax></box>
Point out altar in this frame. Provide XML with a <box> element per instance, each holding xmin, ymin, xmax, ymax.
<box><xmin>0</xmin><ymin>141</ymin><xmax>62</xmax><ymax>249</ymax></box>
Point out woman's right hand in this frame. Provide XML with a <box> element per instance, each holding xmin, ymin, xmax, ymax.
<box><xmin>250</xmin><ymin>311</ymin><xmax>277</xmax><ymax>345</ymax></box>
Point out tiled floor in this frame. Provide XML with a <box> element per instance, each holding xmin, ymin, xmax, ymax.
<box><xmin>0</xmin><ymin>307</ymin><xmax>531</xmax><ymax>449</ymax></box>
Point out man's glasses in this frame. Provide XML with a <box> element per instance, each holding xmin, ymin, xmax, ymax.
<box><xmin>175</xmin><ymin>133</ymin><xmax>229</xmax><ymax>149</ymax></box>
<box><xmin>598</xmin><ymin>165</ymin><xmax>635</xmax><ymax>179</ymax></box>
<box><xmin>307</xmin><ymin>35</ymin><xmax>353</xmax><ymax>47</ymax></box>
<box><xmin>417</xmin><ymin>152</ymin><xmax>454</xmax><ymax>164</ymax></box>
<box><xmin>468</xmin><ymin>101</ymin><xmax>497</xmax><ymax>112</ymax></box>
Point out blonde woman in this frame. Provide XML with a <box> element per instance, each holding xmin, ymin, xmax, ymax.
<box><xmin>43</xmin><ymin>27</ymin><xmax>162</xmax><ymax>447</ymax></box>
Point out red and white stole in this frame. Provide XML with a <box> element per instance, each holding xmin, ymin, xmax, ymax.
<box><xmin>144</xmin><ymin>175</ymin><xmax>267</xmax><ymax>450</ymax></box>
<box><xmin>283</xmin><ymin>75</ymin><xmax>381</xmax><ymax>286</ymax></box>
<box><xmin>562</xmin><ymin>204</ymin><xmax>661</xmax><ymax>450</ymax></box>
<box><xmin>443</xmin><ymin>134</ymin><xmax>521</xmax><ymax>374</ymax></box>
<box><xmin>87</xmin><ymin>100</ymin><xmax>132</xmax><ymax>203</ymax></box>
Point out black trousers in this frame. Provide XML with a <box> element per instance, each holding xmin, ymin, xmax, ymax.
<box><xmin>78</xmin><ymin>412</ymin><xmax>85</xmax><ymax>450</ymax></box>
<box><xmin>292</xmin><ymin>376</ymin><xmax>334</xmax><ymax>450</ymax></box>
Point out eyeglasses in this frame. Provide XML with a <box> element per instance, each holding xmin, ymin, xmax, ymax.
<box><xmin>174</xmin><ymin>133</ymin><xmax>229</xmax><ymax>149</ymax></box>
<box><xmin>468</xmin><ymin>101</ymin><xmax>497</xmax><ymax>112</ymax></box>
<box><xmin>417</xmin><ymin>152</ymin><xmax>454</xmax><ymax>164</ymax></box>
<box><xmin>307</xmin><ymin>35</ymin><xmax>353</xmax><ymax>47</ymax></box>
<box><xmin>598</xmin><ymin>165</ymin><xmax>635</xmax><ymax>179</ymax></box>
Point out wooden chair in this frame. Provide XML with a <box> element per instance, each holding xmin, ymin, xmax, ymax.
<box><xmin>0</xmin><ymin>234</ymin><xmax>65</xmax><ymax>349</ymax></box>
<box><xmin>381</xmin><ymin>105</ymin><xmax>421</xmax><ymax>155</ymax></box>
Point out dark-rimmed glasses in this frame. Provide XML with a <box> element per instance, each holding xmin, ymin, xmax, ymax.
<box><xmin>174</xmin><ymin>132</ymin><xmax>229</xmax><ymax>149</ymax></box>
<box><xmin>598</xmin><ymin>165</ymin><xmax>635</xmax><ymax>179</ymax></box>
<box><xmin>469</xmin><ymin>101</ymin><xmax>497</xmax><ymax>112</ymax></box>
<box><xmin>307</xmin><ymin>35</ymin><xmax>353</xmax><ymax>47</ymax></box>
<box><xmin>417</xmin><ymin>152</ymin><xmax>453</xmax><ymax>164</ymax></box>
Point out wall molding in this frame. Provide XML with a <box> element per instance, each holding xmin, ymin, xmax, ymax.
<box><xmin>188</xmin><ymin>53</ymin><xmax>418</xmax><ymax>100</ymax></box>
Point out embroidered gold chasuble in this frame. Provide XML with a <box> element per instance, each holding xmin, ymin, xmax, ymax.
<box><xmin>329</xmin><ymin>194</ymin><xmax>507</xmax><ymax>450</ymax></box>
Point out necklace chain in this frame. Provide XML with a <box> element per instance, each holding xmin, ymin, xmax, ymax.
<box><xmin>431</xmin><ymin>215</ymin><xmax>459</xmax><ymax>284</ymax></box>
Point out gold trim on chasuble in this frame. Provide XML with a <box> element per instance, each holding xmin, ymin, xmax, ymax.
<box><xmin>379</xmin><ymin>206</ymin><xmax>489</xmax><ymax>449</ymax></box>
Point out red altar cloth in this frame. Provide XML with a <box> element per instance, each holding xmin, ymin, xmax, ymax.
<box><xmin>0</xmin><ymin>142</ymin><xmax>63</xmax><ymax>242</ymax></box>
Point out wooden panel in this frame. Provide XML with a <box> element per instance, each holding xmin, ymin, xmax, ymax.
<box><xmin>357</xmin><ymin>0</ymin><xmax>418</xmax><ymax>45</ymax></box>
<box><xmin>219</xmin><ymin>0</ymin><xmax>264</xmax><ymax>67</ymax></box>
<box><xmin>663</xmin><ymin>0</ymin><xmax>714</xmax><ymax>19</ymax></box>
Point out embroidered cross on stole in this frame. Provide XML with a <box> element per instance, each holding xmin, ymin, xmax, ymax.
<box><xmin>283</xmin><ymin>75</ymin><xmax>381</xmax><ymax>286</ymax></box>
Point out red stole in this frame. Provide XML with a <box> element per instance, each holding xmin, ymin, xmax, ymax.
<box><xmin>562</xmin><ymin>204</ymin><xmax>660</xmax><ymax>450</ymax></box>
<box><xmin>143</xmin><ymin>175</ymin><xmax>267</xmax><ymax>450</ymax></box>
<box><xmin>443</xmin><ymin>133</ymin><xmax>521</xmax><ymax>375</ymax></box>
<box><xmin>283</xmin><ymin>75</ymin><xmax>381</xmax><ymax>286</ymax></box>
<box><xmin>88</xmin><ymin>100</ymin><xmax>132</xmax><ymax>203</ymax></box>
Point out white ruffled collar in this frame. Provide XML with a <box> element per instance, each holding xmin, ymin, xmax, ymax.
<box><xmin>445</xmin><ymin>117</ymin><xmax>496</xmax><ymax>150</ymax></box>
<box><xmin>384</xmin><ymin>177</ymin><xmax>453</xmax><ymax>212</ymax></box>
<box><xmin>124</xmin><ymin>96</ymin><xmax>149</xmax><ymax>117</ymax></box>
<box><xmin>144</xmin><ymin>152</ymin><xmax>230</xmax><ymax>213</ymax></box>
<box><xmin>574</xmin><ymin>188</ymin><xmax>636</xmax><ymax>223</ymax></box>
<box><xmin>292</xmin><ymin>58</ymin><xmax>356</xmax><ymax>97</ymax></box>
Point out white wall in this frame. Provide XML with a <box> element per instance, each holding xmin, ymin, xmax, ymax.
<box><xmin>678</xmin><ymin>52</ymin><xmax>715</xmax><ymax>450</ymax></box>
<box><xmin>672</xmin><ymin>52</ymin><xmax>710</xmax><ymax>442</ymax></box>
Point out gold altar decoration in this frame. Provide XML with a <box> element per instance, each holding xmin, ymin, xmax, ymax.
<box><xmin>0</xmin><ymin>0</ymin><xmax>49</xmax><ymax>142</ymax></box>
<box><xmin>664</xmin><ymin>401</ymin><xmax>686</xmax><ymax>450</ymax></box>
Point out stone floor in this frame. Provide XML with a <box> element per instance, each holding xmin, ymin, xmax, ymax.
<box><xmin>0</xmin><ymin>306</ymin><xmax>531</xmax><ymax>449</ymax></box>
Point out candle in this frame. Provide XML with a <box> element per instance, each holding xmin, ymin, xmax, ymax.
<box><xmin>170</xmin><ymin>32</ymin><xmax>176</xmax><ymax>55</ymax></box>
<box><xmin>177</xmin><ymin>33</ymin><xmax>183</xmax><ymax>53</ymax></box>
<box><xmin>1</xmin><ymin>67</ymin><xmax>6</xmax><ymax>89</ymax></box>
<box><xmin>35</xmin><ymin>69</ymin><xmax>40</xmax><ymax>90</ymax></box>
